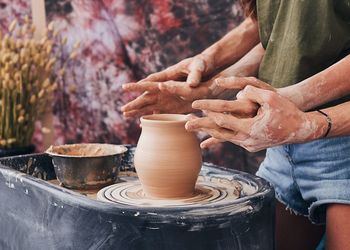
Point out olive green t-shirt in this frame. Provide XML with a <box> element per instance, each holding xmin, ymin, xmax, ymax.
<box><xmin>257</xmin><ymin>0</ymin><xmax>350</xmax><ymax>90</ymax></box>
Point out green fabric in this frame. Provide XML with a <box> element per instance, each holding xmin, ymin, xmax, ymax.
<box><xmin>257</xmin><ymin>0</ymin><xmax>350</xmax><ymax>88</ymax></box>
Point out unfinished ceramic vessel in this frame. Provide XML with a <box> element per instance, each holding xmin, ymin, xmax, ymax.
<box><xmin>134</xmin><ymin>114</ymin><xmax>202</xmax><ymax>199</ymax></box>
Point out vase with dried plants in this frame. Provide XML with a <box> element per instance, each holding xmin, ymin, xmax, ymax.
<box><xmin>0</xmin><ymin>17</ymin><xmax>78</xmax><ymax>157</ymax></box>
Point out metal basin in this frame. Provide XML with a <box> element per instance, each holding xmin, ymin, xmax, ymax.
<box><xmin>46</xmin><ymin>143</ymin><xmax>127</xmax><ymax>189</ymax></box>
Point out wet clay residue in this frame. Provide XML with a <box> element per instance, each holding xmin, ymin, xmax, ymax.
<box><xmin>46</xmin><ymin>144</ymin><xmax>127</xmax><ymax>157</ymax></box>
<box><xmin>97</xmin><ymin>175</ymin><xmax>243</xmax><ymax>207</ymax></box>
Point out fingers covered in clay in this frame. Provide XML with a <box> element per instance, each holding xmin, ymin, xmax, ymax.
<box><xmin>186</xmin><ymin>57</ymin><xmax>206</xmax><ymax>86</ymax></box>
<box><xmin>123</xmin><ymin>105</ymin><xmax>159</xmax><ymax>118</ymax></box>
<box><xmin>123</xmin><ymin>91</ymin><xmax>195</xmax><ymax>117</ymax></box>
<box><xmin>186</xmin><ymin>116</ymin><xmax>245</xmax><ymax>149</ymax></box>
<box><xmin>122</xmin><ymin>81</ymin><xmax>160</xmax><ymax>92</ymax></box>
<box><xmin>237</xmin><ymin>85</ymin><xmax>281</xmax><ymax>107</ymax></box>
<box><xmin>196</xmin><ymin>126</ymin><xmax>246</xmax><ymax>148</ymax></box>
<box><xmin>142</xmin><ymin>54</ymin><xmax>214</xmax><ymax>87</ymax></box>
<box><xmin>121</xmin><ymin>92</ymin><xmax>157</xmax><ymax>112</ymax></box>
<box><xmin>159</xmin><ymin>81</ymin><xmax>210</xmax><ymax>100</ymax></box>
<box><xmin>122</xmin><ymin>55</ymin><xmax>216</xmax><ymax>118</ymax></box>
<box><xmin>187</xmin><ymin>85</ymin><xmax>319</xmax><ymax>151</ymax></box>
<box><xmin>192</xmin><ymin>99</ymin><xmax>258</xmax><ymax>117</ymax></box>
<box><xmin>200</xmin><ymin>137</ymin><xmax>223</xmax><ymax>148</ymax></box>
<box><xmin>213</xmin><ymin>86</ymin><xmax>326</xmax><ymax>151</ymax></box>
<box><xmin>215</xmin><ymin>76</ymin><xmax>275</xmax><ymax>92</ymax></box>
<box><xmin>143</xmin><ymin>59</ymin><xmax>192</xmax><ymax>82</ymax></box>
<box><xmin>206</xmin><ymin>111</ymin><xmax>252</xmax><ymax>137</ymax></box>
<box><xmin>186</xmin><ymin>116</ymin><xmax>219</xmax><ymax>131</ymax></box>
<box><xmin>159</xmin><ymin>81</ymin><xmax>193</xmax><ymax>98</ymax></box>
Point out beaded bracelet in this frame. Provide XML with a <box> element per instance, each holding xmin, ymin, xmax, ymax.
<box><xmin>316</xmin><ymin>110</ymin><xmax>332</xmax><ymax>138</ymax></box>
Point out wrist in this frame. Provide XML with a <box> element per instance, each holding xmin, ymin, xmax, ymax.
<box><xmin>206</xmin><ymin>73</ymin><xmax>228</xmax><ymax>99</ymax></box>
<box><xmin>200</xmin><ymin>46</ymin><xmax>219</xmax><ymax>72</ymax></box>
<box><xmin>305</xmin><ymin>111</ymin><xmax>331</xmax><ymax>140</ymax></box>
<box><xmin>316</xmin><ymin>110</ymin><xmax>332</xmax><ymax>138</ymax></box>
<box><xmin>277</xmin><ymin>87</ymin><xmax>305</xmax><ymax>110</ymax></box>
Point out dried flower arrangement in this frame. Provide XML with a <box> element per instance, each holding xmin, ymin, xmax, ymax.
<box><xmin>0</xmin><ymin>17</ymin><xmax>79</xmax><ymax>149</ymax></box>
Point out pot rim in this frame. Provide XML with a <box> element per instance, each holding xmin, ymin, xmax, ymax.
<box><xmin>45</xmin><ymin>143</ymin><xmax>128</xmax><ymax>158</ymax></box>
<box><xmin>140</xmin><ymin>114</ymin><xmax>188</xmax><ymax>125</ymax></box>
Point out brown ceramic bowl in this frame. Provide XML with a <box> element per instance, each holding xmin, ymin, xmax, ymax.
<box><xmin>46</xmin><ymin>143</ymin><xmax>127</xmax><ymax>190</ymax></box>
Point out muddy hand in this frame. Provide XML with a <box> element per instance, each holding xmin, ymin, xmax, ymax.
<box><xmin>213</xmin><ymin>76</ymin><xmax>275</xmax><ymax>95</ymax></box>
<box><xmin>143</xmin><ymin>54</ymin><xmax>215</xmax><ymax>87</ymax></box>
<box><xmin>192</xmin><ymin>99</ymin><xmax>259</xmax><ymax>118</ymax></box>
<box><xmin>121</xmin><ymin>90</ymin><xmax>195</xmax><ymax>118</ymax></box>
<box><xmin>121</xmin><ymin>80</ymin><xmax>212</xmax><ymax>117</ymax></box>
<box><xmin>188</xmin><ymin>86</ymin><xmax>328</xmax><ymax>152</ymax></box>
<box><xmin>120</xmin><ymin>55</ymin><xmax>212</xmax><ymax>96</ymax></box>
<box><xmin>185</xmin><ymin>114</ymin><xmax>225</xmax><ymax>148</ymax></box>
<box><xmin>185</xmin><ymin>97</ymin><xmax>259</xmax><ymax>148</ymax></box>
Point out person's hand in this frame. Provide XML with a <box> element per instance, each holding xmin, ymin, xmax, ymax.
<box><xmin>121</xmin><ymin>80</ymin><xmax>211</xmax><ymax>117</ymax></box>
<box><xmin>186</xmin><ymin>86</ymin><xmax>327</xmax><ymax>152</ymax></box>
<box><xmin>211</xmin><ymin>76</ymin><xmax>276</xmax><ymax>96</ymax></box>
<box><xmin>121</xmin><ymin>73</ymin><xmax>273</xmax><ymax>118</ymax></box>
<box><xmin>143</xmin><ymin>53</ymin><xmax>216</xmax><ymax>87</ymax></box>
<box><xmin>121</xmin><ymin>53</ymin><xmax>217</xmax><ymax>117</ymax></box>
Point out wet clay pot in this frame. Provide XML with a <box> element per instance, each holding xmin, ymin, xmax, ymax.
<box><xmin>134</xmin><ymin>114</ymin><xmax>202</xmax><ymax>199</ymax></box>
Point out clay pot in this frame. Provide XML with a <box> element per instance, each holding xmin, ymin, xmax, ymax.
<box><xmin>134</xmin><ymin>114</ymin><xmax>202</xmax><ymax>199</ymax></box>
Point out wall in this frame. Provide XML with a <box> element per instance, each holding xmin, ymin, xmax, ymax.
<box><xmin>0</xmin><ymin>0</ymin><xmax>264</xmax><ymax>172</ymax></box>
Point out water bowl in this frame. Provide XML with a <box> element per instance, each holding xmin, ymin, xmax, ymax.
<box><xmin>46</xmin><ymin>143</ymin><xmax>127</xmax><ymax>190</ymax></box>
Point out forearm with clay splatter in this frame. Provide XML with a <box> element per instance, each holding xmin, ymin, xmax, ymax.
<box><xmin>278</xmin><ymin>55</ymin><xmax>350</xmax><ymax>111</ymax></box>
<box><xmin>293</xmin><ymin>100</ymin><xmax>350</xmax><ymax>141</ymax></box>
<box><xmin>315</xmin><ymin>102</ymin><xmax>350</xmax><ymax>138</ymax></box>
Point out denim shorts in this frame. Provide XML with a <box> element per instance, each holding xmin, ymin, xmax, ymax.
<box><xmin>256</xmin><ymin>136</ymin><xmax>350</xmax><ymax>224</ymax></box>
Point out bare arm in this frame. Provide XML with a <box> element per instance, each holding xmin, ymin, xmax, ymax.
<box><xmin>142</xmin><ymin>17</ymin><xmax>260</xmax><ymax>86</ymax></box>
<box><xmin>209</xmin><ymin>43</ymin><xmax>265</xmax><ymax>99</ymax></box>
<box><xmin>321</xmin><ymin>102</ymin><xmax>350</xmax><ymax>137</ymax></box>
<box><xmin>278</xmin><ymin>55</ymin><xmax>350</xmax><ymax>111</ymax></box>
<box><xmin>121</xmin><ymin>43</ymin><xmax>265</xmax><ymax>117</ymax></box>
<box><xmin>121</xmin><ymin>19</ymin><xmax>261</xmax><ymax>117</ymax></box>
<box><xmin>187</xmin><ymin>86</ymin><xmax>350</xmax><ymax>151</ymax></box>
<box><xmin>201</xmin><ymin>17</ymin><xmax>260</xmax><ymax>73</ymax></box>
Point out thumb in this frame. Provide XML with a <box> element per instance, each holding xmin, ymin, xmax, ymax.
<box><xmin>200</xmin><ymin>137</ymin><xmax>223</xmax><ymax>149</ymax></box>
<box><xmin>215</xmin><ymin>76</ymin><xmax>274</xmax><ymax>91</ymax></box>
<box><xmin>186</xmin><ymin>57</ymin><xmax>206</xmax><ymax>87</ymax></box>
<box><xmin>159</xmin><ymin>81</ymin><xmax>192</xmax><ymax>100</ymax></box>
<box><xmin>239</xmin><ymin>85</ymin><xmax>275</xmax><ymax>106</ymax></box>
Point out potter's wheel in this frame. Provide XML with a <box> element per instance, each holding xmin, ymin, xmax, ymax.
<box><xmin>97</xmin><ymin>175</ymin><xmax>242</xmax><ymax>207</ymax></box>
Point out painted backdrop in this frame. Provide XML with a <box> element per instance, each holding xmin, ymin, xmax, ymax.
<box><xmin>0</xmin><ymin>0</ymin><xmax>264</xmax><ymax>173</ymax></box>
